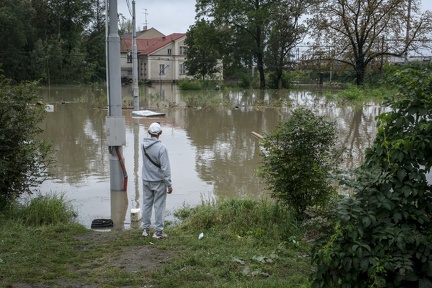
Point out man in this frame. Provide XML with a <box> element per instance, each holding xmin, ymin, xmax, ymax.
<box><xmin>141</xmin><ymin>122</ymin><xmax>173</xmax><ymax>239</ymax></box>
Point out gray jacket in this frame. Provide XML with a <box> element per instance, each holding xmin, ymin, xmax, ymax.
<box><xmin>141</xmin><ymin>137</ymin><xmax>172</xmax><ymax>188</ymax></box>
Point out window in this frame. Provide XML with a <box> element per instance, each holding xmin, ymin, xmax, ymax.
<box><xmin>167</xmin><ymin>48</ymin><xmax>172</xmax><ymax>55</ymax></box>
<box><xmin>179</xmin><ymin>63</ymin><xmax>186</xmax><ymax>75</ymax></box>
<box><xmin>179</xmin><ymin>46</ymin><xmax>187</xmax><ymax>55</ymax></box>
<box><xmin>159</xmin><ymin>64</ymin><xmax>165</xmax><ymax>75</ymax></box>
<box><xmin>143</xmin><ymin>63</ymin><xmax>147</xmax><ymax>77</ymax></box>
<box><xmin>127</xmin><ymin>51</ymin><xmax>132</xmax><ymax>63</ymax></box>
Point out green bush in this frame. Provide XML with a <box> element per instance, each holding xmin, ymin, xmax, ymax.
<box><xmin>177</xmin><ymin>79</ymin><xmax>202</xmax><ymax>90</ymax></box>
<box><xmin>238</xmin><ymin>72</ymin><xmax>253</xmax><ymax>88</ymax></box>
<box><xmin>312</xmin><ymin>67</ymin><xmax>432</xmax><ymax>287</ymax></box>
<box><xmin>258</xmin><ymin>108</ymin><xmax>338</xmax><ymax>216</ymax></box>
<box><xmin>177</xmin><ymin>79</ymin><xmax>223</xmax><ymax>91</ymax></box>
<box><xmin>0</xmin><ymin>75</ymin><xmax>50</xmax><ymax>209</ymax></box>
<box><xmin>288</xmin><ymin>69</ymin><xmax>318</xmax><ymax>84</ymax></box>
<box><xmin>267</xmin><ymin>71</ymin><xmax>291</xmax><ymax>89</ymax></box>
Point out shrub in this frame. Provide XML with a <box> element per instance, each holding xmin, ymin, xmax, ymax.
<box><xmin>258</xmin><ymin>108</ymin><xmax>338</xmax><ymax>216</ymax></box>
<box><xmin>0</xmin><ymin>75</ymin><xmax>50</xmax><ymax>209</ymax></box>
<box><xmin>177</xmin><ymin>79</ymin><xmax>202</xmax><ymax>90</ymax></box>
<box><xmin>267</xmin><ymin>71</ymin><xmax>291</xmax><ymax>89</ymax></box>
<box><xmin>312</xmin><ymin>67</ymin><xmax>432</xmax><ymax>287</ymax></box>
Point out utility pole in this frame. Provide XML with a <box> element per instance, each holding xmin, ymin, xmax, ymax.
<box><xmin>132</xmin><ymin>0</ymin><xmax>141</xmax><ymax>225</ymax></box>
<box><xmin>106</xmin><ymin>0</ymin><xmax>127</xmax><ymax>192</ymax></box>
<box><xmin>132</xmin><ymin>0</ymin><xmax>139</xmax><ymax>111</ymax></box>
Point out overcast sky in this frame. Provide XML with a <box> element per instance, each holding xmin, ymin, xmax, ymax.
<box><xmin>118</xmin><ymin>0</ymin><xmax>196</xmax><ymax>35</ymax></box>
<box><xmin>117</xmin><ymin>0</ymin><xmax>432</xmax><ymax>36</ymax></box>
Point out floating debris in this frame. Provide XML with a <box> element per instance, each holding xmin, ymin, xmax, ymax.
<box><xmin>131</xmin><ymin>110</ymin><xmax>166</xmax><ymax>117</ymax></box>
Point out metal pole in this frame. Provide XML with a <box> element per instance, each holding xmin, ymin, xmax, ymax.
<box><xmin>405</xmin><ymin>0</ymin><xmax>411</xmax><ymax>63</ymax></box>
<box><xmin>132</xmin><ymin>0</ymin><xmax>139</xmax><ymax>111</ymax></box>
<box><xmin>159</xmin><ymin>66</ymin><xmax>162</xmax><ymax>96</ymax></box>
<box><xmin>107</xmin><ymin>0</ymin><xmax>126</xmax><ymax>191</ymax></box>
<box><xmin>105</xmin><ymin>0</ymin><xmax>109</xmax><ymax>113</ymax></box>
<box><xmin>159</xmin><ymin>64</ymin><xmax>169</xmax><ymax>96</ymax></box>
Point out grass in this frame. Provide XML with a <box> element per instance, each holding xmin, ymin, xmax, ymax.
<box><xmin>0</xmin><ymin>196</ymin><xmax>313</xmax><ymax>287</ymax></box>
<box><xmin>7</xmin><ymin>193</ymin><xmax>77</xmax><ymax>226</ymax></box>
<box><xmin>162</xmin><ymin>199</ymin><xmax>312</xmax><ymax>287</ymax></box>
<box><xmin>324</xmin><ymin>84</ymin><xmax>395</xmax><ymax>103</ymax></box>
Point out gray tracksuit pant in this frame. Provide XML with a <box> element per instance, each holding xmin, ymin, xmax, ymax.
<box><xmin>142</xmin><ymin>180</ymin><xmax>167</xmax><ymax>232</ymax></box>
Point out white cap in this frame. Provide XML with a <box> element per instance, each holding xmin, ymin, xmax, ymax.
<box><xmin>148</xmin><ymin>122</ymin><xmax>162</xmax><ymax>135</ymax></box>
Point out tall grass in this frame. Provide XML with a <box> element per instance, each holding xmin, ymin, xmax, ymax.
<box><xmin>7</xmin><ymin>193</ymin><xmax>77</xmax><ymax>226</ymax></box>
<box><xmin>174</xmin><ymin>198</ymin><xmax>304</xmax><ymax>241</ymax></box>
<box><xmin>156</xmin><ymin>198</ymin><xmax>312</xmax><ymax>287</ymax></box>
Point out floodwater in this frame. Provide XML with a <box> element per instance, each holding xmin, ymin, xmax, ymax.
<box><xmin>35</xmin><ymin>84</ymin><xmax>385</xmax><ymax>229</ymax></box>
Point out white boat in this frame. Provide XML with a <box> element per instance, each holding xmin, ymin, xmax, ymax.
<box><xmin>131</xmin><ymin>110</ymin><xmax>165</xmax><ymax>117</ymax></box>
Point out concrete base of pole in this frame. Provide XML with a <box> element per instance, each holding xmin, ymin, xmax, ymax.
<box><xmin>110</xmin><ymin>190</ymin><xmax>128</xmax><ymax>230</ymax></box>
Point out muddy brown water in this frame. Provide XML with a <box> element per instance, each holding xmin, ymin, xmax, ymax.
<box><xmin>34</xmin><ymin>84</ymin><xmax>384</xmax><ymax>229</ymax></box>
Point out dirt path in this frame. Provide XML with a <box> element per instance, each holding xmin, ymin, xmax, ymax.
<box><xmin>12</xmin><ymin>230</ymin><xmax>175</xmax><ymax>288</ymax></box>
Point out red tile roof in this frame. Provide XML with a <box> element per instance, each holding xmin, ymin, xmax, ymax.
<box><xmin>120</xmin><ymin>33</ymin><xmax>186</xmax><ymax>55</ymax></box>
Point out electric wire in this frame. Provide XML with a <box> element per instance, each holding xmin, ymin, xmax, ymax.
<box><xmin>126</xmin><ymin>0</ymin><xmax>132</xmax><ymax>16</ymax></box>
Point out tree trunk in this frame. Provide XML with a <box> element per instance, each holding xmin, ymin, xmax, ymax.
<box><xmin>356</xmin><ymin>68</ymin><xmax>365</xmax><ymax>86</ymax></box>
<box><xmin>276</xmin><ymin>68</ymin><xmax>283</xmax><ymax>89</ymax></box>
<box><xmin>255</xmin><ymin>26</ymin><xmax>266</xmax><ymax>89</ymax></box>
<box><xmin>356</xmin><ymin>59</ymin><xmax>366</xmax><ymax>86</ymax></box>
<box><xmin>257</xmin><ymin>59</ymin><xmax>265</xmax><ymax>89</ymax></box>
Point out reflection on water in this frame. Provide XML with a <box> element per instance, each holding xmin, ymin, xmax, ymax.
<box><xmin>35</xmin><ymin>84</ymin><xmax>383</xmax><ymax>228</ymax></box>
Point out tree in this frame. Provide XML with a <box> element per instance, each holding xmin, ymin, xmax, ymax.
<box><xmin>119</xmin><ymin>16</ymin><xmax>132</xmax><ymax>35</ymax></box>
<box><xmin>0</xmin><ymin>0</ymin><xmax>96</xmax><ymax>83</ymax></box>
<box><xmin>195</xmin><ymin>0</ymin><xmax>269</xmax><ymax>88</ymax></box>
<box><xmin>0</xmin><ymin>0</ymin><xmax>109</xmax><ymax>84</ymax></box>
<box><xmin>312</xmin><ymin>66</ymin><xmax>432</xmax><ymax>287</ymax></box>
<box><xmin>29</xmin><ymin>0</ymin><xmax>60</xmax><ymax>83</ymax></box>
<box><xmin>309</xmin><ymin>0</ymin><xmax>432</xmax><ymax>86</ymax></box>
<box><xmin>83</xmin><ymin>0</ymin><xmax>106</xmax><ymax>82</ymax></box>
<box><xmin>219</xmin><ymin>24</ymin><xmax>257</xmax><ymax>84</ymax></box>
<box><xmin>258</xmin><ymin>108</ymin><xmax>338</xmax><ymax>216</ymax></box>
<box><xmin>0</xmin><ymin>75</ymin><xmax>50</xmax><ymax>209</ymax></box>
<box><xmin>0</xmin><ymin>0</ymin><xmax>35</xmax><ymax>81</ymax></box>
<box><xmin>48</xmin><ymin>0</ymin><xmax>93</xmax><ymax>83</ymax></box>
<box><xmin>195</xmin><ymin>0</ymin><xmax>312</xmax><ymax>89</ymax></box>
<box><xmin>265</xmin><ymin>0</ymin><xmax>309</xmax><ymax>88</ymax></box>
<box><xmin>185</xmin><ymin>20</ymin><xmax>222</xmax><ymax>80</ymax></box>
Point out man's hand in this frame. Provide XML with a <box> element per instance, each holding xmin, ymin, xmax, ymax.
<box><xmin>167</xmin><ymin>187</ymin><xmax>173</xmax><ymax>194</ymax></box>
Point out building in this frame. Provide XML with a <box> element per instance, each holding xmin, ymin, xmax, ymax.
<box><xmin>120</xmin><ymin>28</ymin><xmax>188</xmax><ymax>83</ymax></box>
